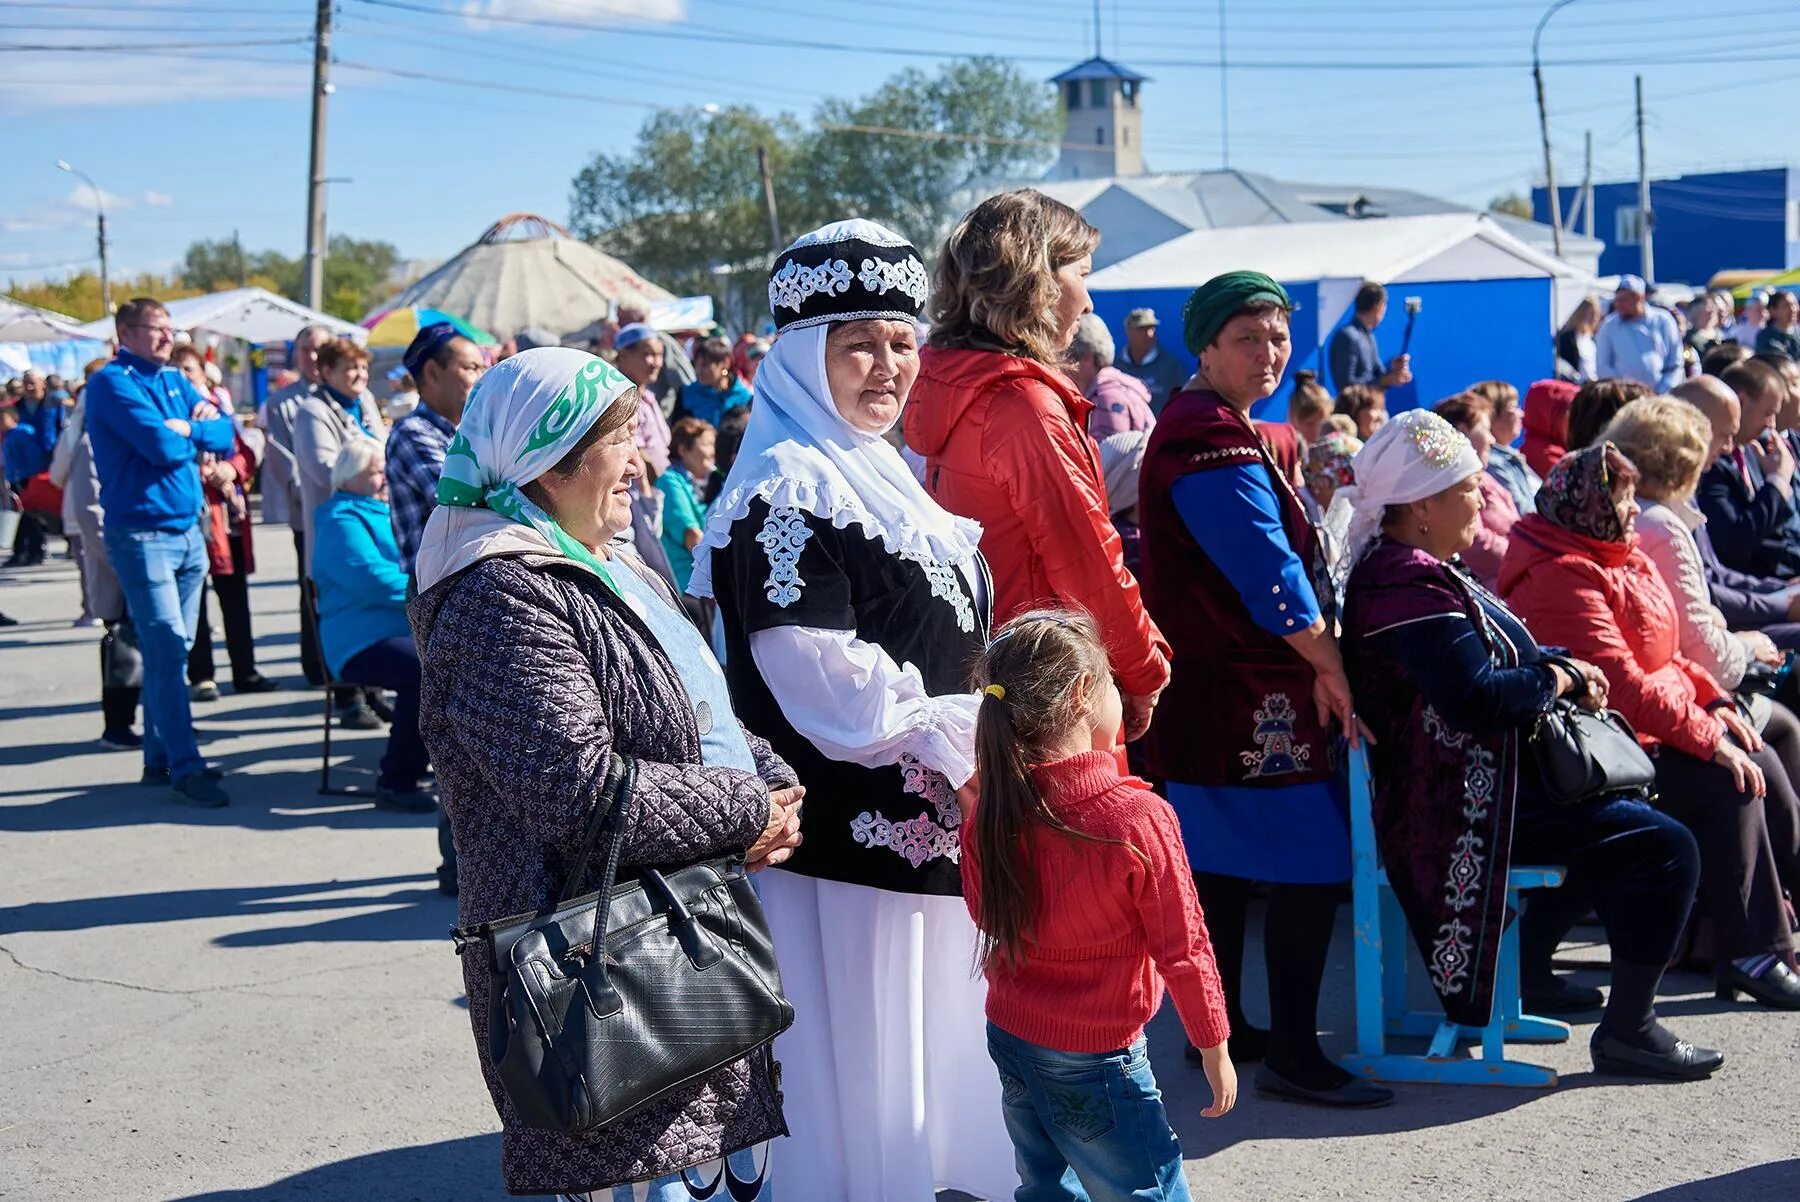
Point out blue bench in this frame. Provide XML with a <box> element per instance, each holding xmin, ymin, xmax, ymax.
<box><xmin>1339</xmin><ymin>744</ymin><xmax>1570</xmax><ymax>1087</ymax></box>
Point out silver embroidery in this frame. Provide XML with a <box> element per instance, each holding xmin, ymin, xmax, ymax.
<box><xmin>756</xmin><ymin>505</ymin><xmax>812</xmax><ymax>608</ymax></box>
<box><xmin>899</xmin><ymin>752</ymin><xmax>961</xmax><ymax>827</ymax></box>
<box><xmin>850</xmin><ymin>754</ymin><xmax>962</xmax><ymax>869</ymax></box>
<box><xmin>857</xmin><ymin>256</ymin><xmax>930</xmax><ymax>307</ymax></box>
<box><xmin>1428</xmin><ymin>720</ymin><xmax>1496</xmax><ymax>995</ymax></box>
<box><xmin>921</xmin><ymin>560</ymin><xmax>975</xmax><ymax>633</ymax></box>
<box><xmin>1240</xmin><ymin>692</ymin><xmax>1309</xmax><ymax>778</ymax></box>
<box><xmin>769</xmin><ymin>257</ymin><xmax>853</xmax><ymax>313</ymax></box>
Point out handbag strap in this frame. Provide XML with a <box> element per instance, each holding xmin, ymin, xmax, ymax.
<box><xmin>556</xmin><ymin>753</ymin><xmax>632</xmax><ymax>905</ymax></box>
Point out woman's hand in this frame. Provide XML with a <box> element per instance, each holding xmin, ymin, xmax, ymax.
<box><xmin>1713</xmin><ymin>738</ymin><xmax>1767</xmax><ymax>799</ymax></box>
<box><xmin>1561</xmin><ymin>657</ymin><xmax>1610</xmax><ymax>712</ymax></box>
<box><xmin>1121</xmin><ymin>688</ymin><xmax>1161</xmax><ymax>743</ymax></box>
<box><xmin>747</xmin><ymin>784</ymin><xmax>805</xmax><ymax>872</ymax></box>
<box><xmin>1196</xmin><ymin>1043</ymin><xmax>1237</xmax><ymax>1118</ymax></box>
<box><xmin>1312</xmin><ymin>669</ymin><xmax>1374</xmax><ymax>748</ymax></box>
<box><xmin>1718</xmin><ymin>705</ymin><xmax>1765</xmax><ymax>754</ymax></box>
<box><xmin>1739</xmin><ymin>630</ymin><xmax>1784</xmax><ymax>666</ymax></box>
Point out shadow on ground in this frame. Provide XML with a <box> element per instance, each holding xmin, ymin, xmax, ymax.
<box><xmin>1630</xmin><ymin>1160</ymin><xmax>1799</xmax><ymax>1200</ymax></box>
<box><xmin>165</xmin><ymin>1134</ymin><xmax>502</xmax><ymax>1201</ymax></box>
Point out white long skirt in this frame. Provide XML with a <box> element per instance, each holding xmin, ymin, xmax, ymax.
<box><xmin>759</xmin><ymin>868</ymin><xmax>1018</xmax><ymax>1202</ymax></box>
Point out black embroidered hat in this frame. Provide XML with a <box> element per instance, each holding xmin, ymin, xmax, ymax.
<box><xmin>767</xmin><ymin>218</ymin><xmax>929</xmax><ymax>333</ymax></box>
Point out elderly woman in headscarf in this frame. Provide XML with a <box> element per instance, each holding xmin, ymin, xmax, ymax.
<box><xmin>1340</xmin><ymin>411</ymin><xmax>1715</xmax><ymax>1080</ymax></box>
<box><xmin>690</xmin><ymin>219</ymin><xmax>1013</xmax><ymax>1202</ymax></box>
<box><xmin>1137</xmin><ymin>271</ymin><xmax>1388</xmax><ymax>1108</ymax></box>
<box><xmin>1500</xmin><ymin>444</ymin><xmax>1800</xmax><ymax>1012</ymax></box>
<box><xmin>409</xmin><ymin>348</ymin><xmax>804</xmax><ymax>1202</ymax></box>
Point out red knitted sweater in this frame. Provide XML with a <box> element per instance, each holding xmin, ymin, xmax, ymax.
<box><xmin>960</xmin><ymin>750</ymin><xmax>1231</xmax><ymax>1054</ymax></box>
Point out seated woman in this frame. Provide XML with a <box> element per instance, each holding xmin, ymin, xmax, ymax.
<box><xmin>1342</xmin><ymin>410</ymin><xmax>1717</xmax><ymax>1079</ymax></box>
<box><xmin>1432</xmin><ymin>392</ymin><xmax>1518</xmax><ymax>591</ymax></box>
<box><xmin>310</xmin><ymin>440</ymin><xmax>433</xmax><ymax>812</ymax></box>
<box><xmin>1500</xmin><ymin>444</ymin><xmax>1800</xmax><ymax>1009</ymax></box>
<box><xmin>1565</xmin><ymin>377</ymin><xmax>1651</xmax><ymax>454</ymax></box>
<box><xmin>1521</xmin><ymin>378</ymin><xmax>1576</xmax><ymax>478</ymax></box>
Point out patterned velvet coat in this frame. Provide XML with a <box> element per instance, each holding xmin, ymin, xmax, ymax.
<box><xmin>413</xmin><ymin>549</ymin><xmax>793</xmax><ymax>1196</ymax></box>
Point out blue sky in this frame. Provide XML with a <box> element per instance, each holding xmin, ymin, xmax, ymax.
<box><xmin>4</xmin><ymin>0</ymin><xmax>1798</xmax><ymax>288</ymax></box>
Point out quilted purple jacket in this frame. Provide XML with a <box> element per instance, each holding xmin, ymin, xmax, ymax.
<box><xmin>413</xmin><ymin>551</ymin><xmax>794</xmax><ymax>1196</ymax></box>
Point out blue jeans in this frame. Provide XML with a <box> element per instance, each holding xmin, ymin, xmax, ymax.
<box><xmin>104</xmin><ymin>523</ymin><xmax>208</xmax><ymax>782</ymax></box>
<box><xmin>986</xmin><ymin>1023</ymin><xmax>1191</xmax><ymax>1202</ymax></box>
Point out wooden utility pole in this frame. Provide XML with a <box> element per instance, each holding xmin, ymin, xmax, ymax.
<box><xmin>1636</xmin><ymin>74</ymin><xmax>1654</xmax><ymax>282</ymax></box>
<box><xmin>303</xmin><ymin>0</ymin><xmax>332</xmax><ymax>309</ymax></box>
<box><xmin>757</xmin><ymin>146</ymin><xmax>782</xmax><ymax>255</ymax></box>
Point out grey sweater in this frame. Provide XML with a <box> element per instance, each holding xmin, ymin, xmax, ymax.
<box><xmin>412</xmin><ymin>551</ymin><xmax>792</xmax><ymax>1195</ymax></box>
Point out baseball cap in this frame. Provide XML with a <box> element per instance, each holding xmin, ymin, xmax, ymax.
<box><xmin>1616</xmin><ymin>274</ymin><xmax>1647</xmax><ymax>295</ymax></box>
<box><xmin>614</xmin><ymin>322</ymin><xmax>658</xmax><ymax>352</ymax></box>
<box><xmin>1125</xmin><ymin>308</ymin><xmax>1158</xmax><ymax>329</ymax></box>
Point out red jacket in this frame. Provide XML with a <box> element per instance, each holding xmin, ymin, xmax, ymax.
<box><xmin>960</xmin><ymin>750</ymin><xmax>1230</xmax><ymax>1054</ymax></box>
<box><xmin>1497</xmin><ymin>513</ymin><xmax>1727</xmax><ymax>759</ymax></box>
<box><xmin>1521</xmin><ymin>379</ymin><xmax>1577</xmax><ymax>479</ymax></box>
<box><xmin>906</xmin><ymin>346</ymin><xmax>1170</xmax><ymax>696</ymax></box>
<box><xmin>200</xmin><ymin>428</ymin><xmax>258</xmax><ymax>578</ymax></box>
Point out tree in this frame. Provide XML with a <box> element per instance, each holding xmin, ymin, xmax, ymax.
<box><xmin>178</xmin><ymin>233</ymin><xmax>400</xmax><ymax>320</ymax></box>
<box><xmin>5</xmin><ymin>271</ymin><xmax>198</xmax><ymax>322</ymax></box>
<box><xmin>804</xmin><ymin>57</ymin><xmax>1058</xmax><ymax>251</ymax></box>
<box><xmin>1489</xmin><ymin>192</ymin><xmax>1534</xmax><ymax>220</ymax></box>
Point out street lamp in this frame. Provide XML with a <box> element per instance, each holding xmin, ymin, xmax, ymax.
<box><xmin>56</xmin><ymin>159</ymin><xmax>110</xmax><ymax>315</ymax></box>
<box><xmin>1532</xmin><ymin>0</ymin><xmax>1581</xmax><ymax>259</ymax></box>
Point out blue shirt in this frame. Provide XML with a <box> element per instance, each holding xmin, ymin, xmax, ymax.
<box><xmin>6</xmin><ymin>399</ymin><xmax>65</xmax><ymax>482</ymax></box>
<box><xmin>1594</xmin><ymin>309</ymin><xmax>1682</xmax><ymax>391</ymax></box>
<box><xmin>655</xmin><ymin>466</ymin><xmax>708</xmax><ymax>590</ymax></box>
<box><xmin>1172</xmin><ymin>464</ymin><xmax>1323</xmax><ymax>634</ymax></box>
<box><xmin>674</xmin><ymin>378</ymin><xmax>752</xmax><ymax>430</ymax></box>
<box><xmin>84</xmin><ymin>350</ymin><xmax>236</xmax><ymax>532</ymax></box>
<box><xmin>311</xmin><ymin>492</ymin><xmax>412</xmax><ymax>676</ymax></box>
<box><xmin>610</xmin><ymin>554</ymin><xmax>757</xmax><ymax>774</ymax></box>
<box><xmin>1329</xmin><ymin>319</ymin><xmax>1384</xmax><ymax>391</ymax></box>
<box><xmin>385</xmin><ymin>403</ymin><xmax>456</xmax><ymax>578</ymax></box>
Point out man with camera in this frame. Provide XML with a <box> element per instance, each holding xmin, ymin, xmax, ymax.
<box><xmin>1328</xmin><ymin>281</ymin><xmax>1413</xmax><ymax>394</ymax></box>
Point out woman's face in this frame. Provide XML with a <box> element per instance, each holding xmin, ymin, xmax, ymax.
<box><xmin>1491</xmin><ymin>400</ymin><xmax>1521</xmax><ymax>447</ymax></box>
<box><xmin>176</xmin><ymin>356</ymin><xmax>208</xmax><ymax>392</ymax></box>
<box><xmin>1051</xmin><ymin>253</ymin><xmax>1094</xmax><ymax>355</ymax></box>
<box><xmin>678</xmin><ymin>430</ymin><xmax>717</xmax><ymax>480</ymax></box>
<box><xmin>1418</xmin><ymin>471</ymin><xmax>1485</xmax><ymax>556</ymax></box>
<box><xmin>1358</xmin><ymin>401</ymin><xmax>1388</xmax><ymax>439</ymax></box>
<box><xmin>1461</xmin><ymin>415</ymin><xmax>1494</xmax><ymax>464</ymax></box>
<box><xmin>324</xmin><ymin>356</ymin><xmax>369</xmax><ymax>398</ymax></box>
<box><xmin>697</xmin><ymin>357</ymin><xmax>730</xmax><ymax>390</ymax></box>
<box><xmin>1201</xmin><ymin>310</ymin><xmax>1292</xmax><ymax>408</ymax></box>
<box><xmin>825</xmin><ymin>319</ymin><xmax>919</xmax><ymax>434</ymax></box>
<box><xmin>1615</xmin><ymin>478</ymin><xmax>1641</xmax><ymax>538</ymax></box>
<box><xmin>532</xmin><ymin>415</ymin><xmax>642</xmax><ymax>549</ymax></box>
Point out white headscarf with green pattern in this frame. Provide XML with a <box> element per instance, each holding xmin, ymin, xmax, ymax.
<box><xmin>432</xmin><ymin>347</ymin><xmax>635</xmax><ymax>590</ymax></box>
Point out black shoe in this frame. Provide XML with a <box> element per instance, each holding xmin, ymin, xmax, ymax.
<box><xmin>366</xmin><ymin>691</ymin><xmax>395</xmax><ymax>724</ymax></box>
<box><xmin>337</xmin><ymin>699</ymin><xmax>383</xmax><ymax>730</ymax></box>
<box><xmin>374</xmin><ymin>785</ymin><xmax>438</xmax><ymax>814</ymax></box>
<box><xmin>232</xmin><ymin>672</ymin><xmax>281</xmax><ymax>694</ymax></box>
<box><xmin>1716</xmin><ymin>960</ymin><xmax>1800</xmax><ymax>1010</ymax></box>
<box><xmin>99</xmin><ymin>729</ymin><xmax>144</xmax><ymax>750</ymax></box>
<box><xmin>1522</xmin><ymin>975</ymin><xmax>1605</xmax><ymax>1015</ymax></box>
<box><xmin>170</xmin><ymin>773</ymin><xmax>231</xmax><ymax>808</ymax></box>
<box><xmin>0</xmin><ymin>612</ymin><xmax>17</xmax><ymax>626</ymax></box>
<box><xmin>1253</xmin><ymin>1064</ymin><xmax>1394</xmax><ymax>1108</ymax></box>
<box><xmin>1590</xmin><ymin>1031</ymin><xmax>1723</xmax><ymax>1081</ymax></box>
<box><xmin>142</xmin><ymin>766</ymin><xmax>224</xmax><ymax>786</ymax></box>
<box><xmin>189</xmin><ymin>680</ymin><xmax>220</xmax><ymax>702</ymax></box>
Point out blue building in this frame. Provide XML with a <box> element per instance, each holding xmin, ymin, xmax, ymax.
<box><xmin>1532</xmin><ymin>167</ymin><xmax>1800</xmax><ymax>285</ymax></box>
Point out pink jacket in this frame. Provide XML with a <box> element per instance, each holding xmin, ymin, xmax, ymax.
<box><xmin>1085</xmin><ymin>366</ymin><xmax>1156</xmax><ymax>440</ymax></box>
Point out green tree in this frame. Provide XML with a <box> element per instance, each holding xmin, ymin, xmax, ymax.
<box><xmin>804</xmin><ymin>57</ymin><xmax>1059</xmax><ymax>251</ymax></box>
<box><xmin>177</xmin><ymin>234</ymin><xmax>399</xmax><ymax>320</ymax></box>
<box><xmin>5</xmin><ymin>270</ymin><xmax>198</xmax><ymax>322</ymax></box>
<box><xmin>1489</xmin><ymin>192</ymin><xmax>1534</xmax><ymax>220</ymax></box>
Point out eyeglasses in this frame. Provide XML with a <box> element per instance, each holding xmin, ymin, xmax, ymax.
<box><xmin>122</xmin><ymin>323</ymin><xmax>175</xmax><ymax>338</ymax></box>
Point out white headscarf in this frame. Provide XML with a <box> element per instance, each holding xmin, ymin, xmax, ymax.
<box><xmin>416</xmin><ymin>347</ymin><xmax>636</xmax><ymax>593</ymax></box>
<box><xmin>1334</xmin><ymin>408</ymin><xmax>1483</xmax><ymax>577</ymax></box>
<box><xmin>687</xmin><ymin>321</ymin><xmax>984</xmax><ymax>598</ymax></box>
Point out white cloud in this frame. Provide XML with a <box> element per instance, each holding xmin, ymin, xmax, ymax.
<box><xmin>461</xmin><ymin>0</ymin><xmax>688</xmax><ymax>28</ymax></box>
<box><xmin>0</xmin><ymin>55</ymin><xmax>308</xmax><ymax>111</ymax></box>
<box><xmin>143</xmin><ymin>191</ymin><xmax>175</xmax><ymax>207</ymax></box>
<box><xmin>0</xmin><ymin>185</ymin><xmax>132</xmax><ymax>234</ymax></box>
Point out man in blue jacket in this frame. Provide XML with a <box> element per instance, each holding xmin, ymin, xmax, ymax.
<box><xmin>84</xmin><ymin>298</ymin><xmax>238</xmax><ymax>807</ymax></box>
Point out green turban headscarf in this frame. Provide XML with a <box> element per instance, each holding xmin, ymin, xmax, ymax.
<box><xmin>1181</xmin><ymin>270</ymin><xmax>1293</xmax><ymax>357</ymax></box>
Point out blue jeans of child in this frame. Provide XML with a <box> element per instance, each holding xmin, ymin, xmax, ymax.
<box><xmin>103</xmin><ymin>523</ymin><xmax>208</xmax><ymax>783</ymax></box>
<box><xmin>986</xmin><ymin>1023</ymin><xmax>1191</xmax><ymax>1202</ymax></box>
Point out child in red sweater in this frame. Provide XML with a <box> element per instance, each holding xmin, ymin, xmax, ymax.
<box><xmin>962</xmin><ymin>609</ymin><xmax>1235</xmax><ymax>1202</ymax></box>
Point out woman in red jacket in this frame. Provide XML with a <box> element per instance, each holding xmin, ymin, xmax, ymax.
<box><xmin>906</xmin><ymin>190</ymin><xmax>1170</xmax><ymax>741</ymax></box>
<box><xmin>1500</xmin><ymin>443</ymin><xmax>1800</xmax><ymax>1008</ymax></box>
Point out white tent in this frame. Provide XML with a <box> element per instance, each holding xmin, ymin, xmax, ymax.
<box><xmin>0</xmin><ymin>298</ymin><xmax>91</xmax><ymax>343</ymax></box>
<box><xmin>377</xmin><ymin>213</ymin><xmax>674</xmax><ymax>341</ymax></box>
<box><xmin>73</xmin><ymin>288</ymin><xmax>362</xmax><ymax>344</ymax></box>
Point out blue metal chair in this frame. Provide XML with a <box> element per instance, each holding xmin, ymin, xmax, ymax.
<box><xmin>1340</xmin><ymin>743</ymin><xmax>1570</xmax><ymax>1087</ymax></box>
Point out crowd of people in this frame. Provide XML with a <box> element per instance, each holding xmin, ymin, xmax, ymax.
<box><xmin>6</xmin><ymin>189</ymin><xmax>1800</xmax><ymax>1202</ymax></box>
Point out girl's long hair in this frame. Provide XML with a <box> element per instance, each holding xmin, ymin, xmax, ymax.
<box><xmin>970</xmin><ymin>608</ymin><xmax>1145</xmax><ymax>976</ymax></box>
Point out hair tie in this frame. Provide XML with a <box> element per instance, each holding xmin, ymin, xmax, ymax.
<box><xmin>983</xmin><ymin>684</ymin><xmax>1006</xmax><ymax>701</ymax></box>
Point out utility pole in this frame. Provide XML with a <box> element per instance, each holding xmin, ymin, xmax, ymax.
<box><xmin>56</xmin><ymin>160</ymin><xmax>109</xmax><ymax>314</ymax></box>
<box><xmin>756</xmin><ymin>146</ymin><xmax>782</xmax><ymax>255</ymax></box>
<box><xmin>1636</xmin><ymin>74</ymin><xmax>1654</xmax><ymax>282</ymax></box>
<box><xmin>232</xmin><ymin>229</ymin><xmax>246</xmax><ymax>288</ymax></box>
<box><xmin>1583</xmin><ymin>129</ymin><xmax>1594</xmax><ymax>241</ymax></box>
<box><xmin>1531</xmin><ymin>0</ymin><xmax>1578</xmax><ymax>259</ymax></box>
<box><xmin>1092</xmin><ymin>0</ymin><xmax>1101</xmax><ymax>55</ymax></box>
<box><xmin>303</xmin><ymin>0</ymin><xmax>332</xmax><ymax>310</ymax></box>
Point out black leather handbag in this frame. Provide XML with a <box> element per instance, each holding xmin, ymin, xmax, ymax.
<box><xmin>1526</xmin><ymin>699</ymin><xmax>1657</xmax><ymax>806</ymax></box>
<box><xmin>452</xmin><ymin>754</ymin><xmax>794</xmax><ymax>1136</ymax></box>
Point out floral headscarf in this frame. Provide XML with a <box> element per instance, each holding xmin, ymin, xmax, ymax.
<box><xmin>1535</xmin><ymin>441</ymin><xmax>1639</xmax><ymax>543</ymax></box>
<box><xmin>1303</xmin><ymin>428</ymin><xmax>1361</xmax><ymax>497</ymax></box>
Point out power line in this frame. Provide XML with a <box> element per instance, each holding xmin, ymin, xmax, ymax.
<box><xmin>0</xmin><ymin>35</ymin><xmax>312</xmax><ymax>52</ymax></box>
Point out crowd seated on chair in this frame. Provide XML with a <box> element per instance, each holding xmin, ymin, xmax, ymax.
<box><xmin>1500</xmin><ymin>442</ymin><xmax>1800</xmax><ymax>1013</ymax></box>
<box><xmin>1339</xmin><ymin>411</ymin><xmax>1716</xmax><ymax>1081</ymax></box>
<box><xmin>310</xmin><ymin>439</ymin><xmax>434</xmax><ymax>813</ymax></box>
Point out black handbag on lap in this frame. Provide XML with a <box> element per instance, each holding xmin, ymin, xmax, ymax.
<box><xmin>452</xmin><ymin>754</ymin><xmax>794</xmax><ymax>1135</ymax></box>
<box><xmin>1526</xmin><ymin>699</ymin><xmax>1656</xmax><ymax>806</ymax></box>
